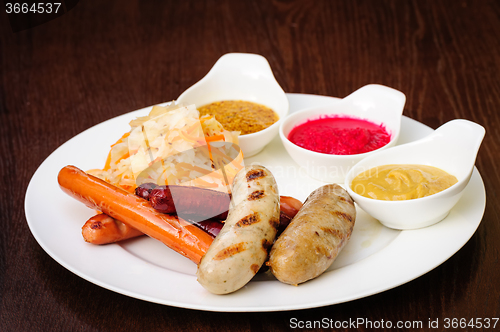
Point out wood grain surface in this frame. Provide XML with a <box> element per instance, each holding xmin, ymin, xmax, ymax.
<box><xmin>1</xmin><ymin>0</ymin><xmax>499</xmax><ymax>331</ymax></box>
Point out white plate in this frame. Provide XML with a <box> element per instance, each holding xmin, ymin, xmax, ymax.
<box><xmin>25</xmin><ymin>93</ymin><xmax>486</xmax><ymax>312</ymax></box>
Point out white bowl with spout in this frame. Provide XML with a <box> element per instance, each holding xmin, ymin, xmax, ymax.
<box><xmin>177</xmin><ymin>53</ymin><xmax>289</xmax><ymax>157</ymax></box>
<box><xmin>279</xmin><ymin>84</ymin><xmax>406</xmax><ymax>183</ymax></box>
<box><xmin>345</xmin><ymin>119</ymin><xmax>485</xmax><ymax>230</ymax></box>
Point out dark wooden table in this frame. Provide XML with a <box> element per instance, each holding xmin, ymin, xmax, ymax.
<box><xmin>2</xmin><ymin>0</ymin><xmax>499</xmax><ymax>330</ymax></box>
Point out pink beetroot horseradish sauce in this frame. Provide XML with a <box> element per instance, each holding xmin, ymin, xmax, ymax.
<box><xmin>287</xmin><ymin>116</ymin><xmax>391</xmax><ymax>155</ymax></box>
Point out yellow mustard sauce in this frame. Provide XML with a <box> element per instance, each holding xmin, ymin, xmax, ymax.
<box><xmin>351</xmin><ymin>164</ymin><xmax>458</xmax><ymax>200</ymax></box>
<box><xmin>198</xmin><ymin>100</ymin><xmax>279</xmax><ymax>135</ymax></box>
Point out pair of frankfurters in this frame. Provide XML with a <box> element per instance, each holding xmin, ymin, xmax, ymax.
<box><xmin>80</xmin><ymin>183</ymin><xmax>232</xmax><ymax>245</ymax></box>
<box><xmin>59</xmin><ymin>165</ymin><xmax>214</xmax><ymax>264</ymax></box>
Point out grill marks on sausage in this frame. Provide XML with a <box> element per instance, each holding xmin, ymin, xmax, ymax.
<box><xmin>319</xmin><ymin>227</ymin><xmax>342</xmax><ymax>239</ymax></box>
<box><xmin>91</xmin><ymin>221</ymin><xmax>102</xmax><ymax>229</ymax></box>
<box><xmin>248</xmin><ymin>190</ymin><xmax>265</xmax><ymax>200</ymax></box>
<box><xmin>236</xmin><ymin>213</ymin><xmax>260</xmax><ymax>227</ymax></box>
<box><xmin>213</xmin><ymin>242</ymin><xmax>247</xmax><ymax>260</ymax></box>
<box><xmin>332</xmin><ymin>210</ymin><xmax>354</xmax><ymax>223</ymax></box>
<box><xmin>246</xmin><ymin>169</ymin><xmax>265</xmax><ymax>181</ymax></box>
<box><xmin>262</xmin><ymin>239</ymin><xmax>273</xmax><ymax>252</ymax></box>
<box><xmin>338</xmin><ymin>195</ymin><xmax>355</xmax><ymax>205</ymax></box>
<box><xmin>269</xmin><ymin>216</ymin><xmax>280</xmax><ymax>231</ymax></box>
<box><xmin>315</xmin><ymin>245</ymin><xmax>333</xmax><ymax>259</ymax></box>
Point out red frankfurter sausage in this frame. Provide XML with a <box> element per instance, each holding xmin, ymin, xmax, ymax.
<box><xmin>58</xmin><ymin>165</ymin><xmax>214</xmax><ymax>264</ymax></box>
<box><xmin>149</xmin><ymin>185</ymin><xmax>230</xmax><ymax>220</ymax></box>
<box><xmin>82</xmin><ymin>214</ymin><xmax>223</xmax><ymax>244</ymax></box>
<box><xmin>82</xmin><ymin>214</ymin><xmax>144</xmax><ymax>244</ymax></box>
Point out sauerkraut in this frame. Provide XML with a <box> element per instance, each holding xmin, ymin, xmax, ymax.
<box><xmin>88</xmin><ymin>103</ymin><xmax>244</xmax><ymax>193</ymax></box>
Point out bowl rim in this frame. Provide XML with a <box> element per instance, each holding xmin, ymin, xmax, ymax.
<box><xmin>279</xmin><ymin>105</ymin><xmax>401</xmax><ymax>159</ymax></box>
<box><xmin>344</xmin><ymin>164</ymin><xmax>472</xmax><ymax>205</ymax></box>
<box><xmin>176</xmin><ymin>97</ymin><xmax>289</xmax><ymax>140</ymax></box>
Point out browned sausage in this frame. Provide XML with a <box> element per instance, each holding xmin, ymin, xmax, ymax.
<box><xmin>197</xmin><ymin>165</ymin><xmax>281</xmax><ymax>294</ymax></box>
<box><xmin>268</xmin><ymin>184</ymin><xmax>356</xmax><ymax>285</ymax></box>
<box><xmin>149</xmin><ymin>185</ymin><xmax>230</xmax><ymax>220</ymax></box>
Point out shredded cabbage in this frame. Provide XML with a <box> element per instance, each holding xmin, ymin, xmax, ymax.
<box><xmin>87</xmin><ymin>103</ymin><xmax>244</xmax><ymax>193</ymax></box>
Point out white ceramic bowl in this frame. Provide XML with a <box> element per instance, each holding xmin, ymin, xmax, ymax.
<box><xmin>177</xmin><ymin>53</ymin><xmax>289</xmax><ymax>157</ymax></box>
<box><xmin>345</xmin><ymin>119</ymin><xmax>485</xmax><ymax>230</ymax></box>
<box><xmin>279</xmin><ymin>84</ymin><xmax>406</xmax><ymax>183</ymax></box>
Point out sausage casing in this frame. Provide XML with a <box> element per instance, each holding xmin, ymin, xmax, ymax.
<box><xmin>196</xmin><ymin>165</ymin><xmax>280</xmax><ymax>294</ymax></box>
<box><xmin>149</xmin><ymin>185</ymin><xmax>230</xmax><ymax>220</ymax></box>
<box><xmin>268</xmin><ymin>184</ymin><xmax>356</xmax><ymax>286</ymax></box>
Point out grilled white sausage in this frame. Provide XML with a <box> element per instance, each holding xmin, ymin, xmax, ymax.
<box><xmin>196</xmin><ymin>165</ymin><xmax>280</xmax><ymax>294</ymax></box>
<box><xmin>268</xmin><ymin>184</ymin><xmax>356</xmax><ymax>286</ymax></box>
